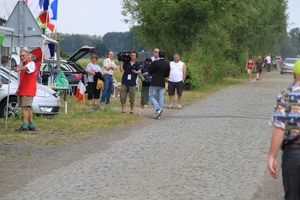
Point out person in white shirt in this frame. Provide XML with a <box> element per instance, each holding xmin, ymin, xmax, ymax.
<box><xmin>100</xmin><ymin>51</ymin><xmax>118</xmax><ymax>105</ymax></box>
<box><xmin>151</xmin><ymin>48</ymin><xmax>160</xmax><ymax>62</ymax></box>
<box><xmin>266</xmin><ymin>53</ymin><xmax>271</xmax><ymax>72</ymax></box>
<box><xmin>167</xmin><ymin>53</ymin><xmax>186</xmax><ymax>109</ymax></box>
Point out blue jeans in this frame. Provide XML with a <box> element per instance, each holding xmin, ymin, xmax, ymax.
<box><xmin>149</xmin><ymin>86</ymin><xmax>165</xmax><ymax>111</ymax></box>
<box><xmin>100</xmin><ymin>74</ymin><xmax>113</xmax><ymax>104</ymax></box>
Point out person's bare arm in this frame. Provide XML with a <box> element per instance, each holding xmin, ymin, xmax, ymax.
<box><xmin>182</xmin><ymin>64</ymin><xmax>187</xmax><ymax>82</ymax></box>
<box><xmin>268</xmin><ymin>127</ymin><xmax>285</xmax><ymax>179</ymax></box>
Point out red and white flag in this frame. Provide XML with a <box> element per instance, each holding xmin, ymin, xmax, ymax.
<box><xmin>76</xmin><ymin>74</ymin><xmax>86</xmax><ymax>101</ymax></box>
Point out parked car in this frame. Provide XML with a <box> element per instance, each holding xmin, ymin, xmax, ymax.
<box><xmin>0</xmin><ymin>68</ymin><xmax>61</xmax><ymax>117</ymax></box>
<box><xmin>280</xmin><ymin>58</ymin><xmax>299</xmax><ymax>74</ymax></box>
<box><xmin>40</xmin><ymin>46</ymin><xmax>96</xmax><ymax>86</ymax></box>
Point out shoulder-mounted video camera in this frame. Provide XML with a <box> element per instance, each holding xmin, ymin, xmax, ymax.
<box><xmin>117</xmin><ymin>51</ymin><xmax>131</xmax><ymax>62</ymax></box>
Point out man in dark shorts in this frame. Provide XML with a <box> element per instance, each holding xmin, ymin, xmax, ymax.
<box><xmin>268</xmin><ymin>59</ymin><xmax>300</xmax><ymax>199</ymax></box>
<box><xmin>167</xmin><ymin>53</ymin><xmax>186</xmax><ymax>109</ymax></box>
<box><xmin>14</xmin><ymin>50</ymin><xmax>38</xmax><ymax>131</ymax></box>
<box><xmin>255</xmin><ymin>55</ymin><xmax>265</xmax><ymax>81</ymax></box>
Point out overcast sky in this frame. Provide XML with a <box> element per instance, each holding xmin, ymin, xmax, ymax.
<box><xmin>0</xmin><ymin>0</ymin><xmax>299</xmax><ymax>36</ymax></box>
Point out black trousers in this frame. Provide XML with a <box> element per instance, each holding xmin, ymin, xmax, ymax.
<box><xmin>267</xmin><ymin>64</ymin><xmax>271</xmax><ymax>72</ymax></box>
<box><xmin>282</xmin><ymin>148</ymin><xmax>300</xmax><ymax>200</ymax></box>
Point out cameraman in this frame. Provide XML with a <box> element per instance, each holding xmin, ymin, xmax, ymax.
<box><xmin>119</xmin><ymin>50</ymin><xmax>141</xmax><ymax>113</ymax></box>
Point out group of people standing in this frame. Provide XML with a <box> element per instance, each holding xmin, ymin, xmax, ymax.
<box><xmin>245</xmin><ymin>53</ymin><xmax>271</xmax><ymax>81</ymax></box>
<box><xmin>86</xmin><ymin>48</ymin><xmax>186</xmax><ymax>119</ymax></box>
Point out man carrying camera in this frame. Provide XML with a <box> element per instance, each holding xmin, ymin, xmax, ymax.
<box><xmin>119</xmin><ymin>50</ymin><xmax>141</xmax><ymax>114</ymax></box>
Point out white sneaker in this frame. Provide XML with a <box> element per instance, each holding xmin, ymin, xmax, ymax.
<box><xmin>154</xmin><ymin>109</ymin><xmax>163</xmax><ymax>119</ymax></box>
<box><xmin>178</xmin><ymin>104</ymin><xmax>182</xmax><ymax>109</ymax></box>
<box><xmin>144</xmin><ymin>105</ymin><xmax>148</xmax><ymax>108</ymax></box>
<box><xmin>138</xmin><ymin>109</ymin><xmax>144</xmax><ymax>116</ymax></box>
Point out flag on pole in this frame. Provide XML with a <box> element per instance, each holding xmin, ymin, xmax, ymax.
<box><xmin>76</xmin><ymin>74</ymin><xmax>86</xmax><ymax>101</ymax></box>
<box><xmin>26</xmin><ymin>0</ymin><xmax>58</xmax><ymax>32</ymax></box>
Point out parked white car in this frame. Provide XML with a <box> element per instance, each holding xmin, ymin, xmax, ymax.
<box><xmin>0</xmin><ymin>67</ymin><xmax>61</xmax><ymax>117</ymax></box>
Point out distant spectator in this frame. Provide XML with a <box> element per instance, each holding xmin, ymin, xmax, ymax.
<box><xmin>86</xmin><ymin>54</ymin><xmax>103</xmax><ymax>108</ymax></box>
<box><xmin>1</xmin><ymin>55</ymin><xmax>9</xmax><ymax>70</ymax></box>
<box><xmin>139</xmin><ymin>57</ymin><xmax>152</xmax><ymax>116</ymax></box>
<box><xmin>167</xmin><ymin>53</ymin><xmax>186</xmax><ymax>109</ymax></box>
<box><xmin>255</xmin><ymin>55</ymin><xmax>265</xmax><ymax>81</ymax></box>
<box><xmin>245</xmin><ymin>56</ymin><xmax>254</xmax><ymax>81</ymax></box>
<box><xmin>101</xmin><ymin>51</ymin><xmax>118</xmax><ymax>105</ymax></box>
<box><xmin>266</xmin><ymin>54</ymin><xmax>271</xmax><ymax>72</ymax></box>
<box><xmin>151</xmin><ymin>48</ymin><xmax>160</xmax><ymax>62</ymax></box>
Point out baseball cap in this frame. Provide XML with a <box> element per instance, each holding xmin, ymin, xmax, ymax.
<box><xmin>293</xmin><ymin>59</ymin><xmax>300</xmax><ymax>75</ymax></box>
<box><xmin>145</xmin><ymin>57</ymin><xmax>152</xmax><ymax>62</ymax></box>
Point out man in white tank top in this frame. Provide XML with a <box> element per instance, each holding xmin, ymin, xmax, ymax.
<box><xmin>167</xmin><ymin>53</ymin><xmax>186</xmax><ymax>109</ymax></box>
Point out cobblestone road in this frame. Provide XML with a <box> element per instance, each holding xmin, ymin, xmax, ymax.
<box><xmin>2</xmin><ymin>71</ymin><xmax>290</xmax><ymax>199</ymax></box>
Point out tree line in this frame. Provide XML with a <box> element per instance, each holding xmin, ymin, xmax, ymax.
<box><xmin>55</xmin><ymin>31</ymin><xmax>146</xmax><ymax>59</ymax></box>
<box><xmin>121</xmin><ymin>0</ymin><xmax>291</xmax><ymax>89</ymax></box>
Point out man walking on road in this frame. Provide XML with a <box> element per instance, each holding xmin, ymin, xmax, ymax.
<box><xmin>268</xmin><ymin>59</ymin><xmax>300</xmax><ymax>199</ymax></box>
<box><xmin>148</xmin><ymin>50</ymin><xmax>170</xmax><ymax>119</ymax></box>
<box><xmin>167</xmin><ymin>53</ymin><xmax>186</xmax><ymax>109</ymax></box>
<box><xmin>255</xmin><ymin>55</ymin><xmax>265</xmax><ymax>81</ymax></box>
<box><xmin>266</xmin><ymin>53</ymin><xmax>271</xmax><ymax>72</ymax></box>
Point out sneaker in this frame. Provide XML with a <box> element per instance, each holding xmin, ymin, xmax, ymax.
<box><xmin>167</xmin><ymin>104</ymin><xmax>173</xmax><ymax>109</ymax></box>
<box><xmin>256</xmin><ymin>78</ymin><xmax>258</xmax><ymax>81</ymax></box>
<box><xmin>29</xmin><ymin>126</ymin><xmax>37</xmax><ymax>131</ymax></box>
<box><xmin>178</xmin><ymin>104</ymin><xmax>182</xmax><ymax>109</ymax></box>
<box><xmin>138</xmin><ymin>109</ymin><xmax>144</xmax><ymax>116</ymax></box>
<box><xmin>144</xmin><ymin>105</ymin><xmax>148</xmax><ymax>108</ymax></box>
<box><xmin>15</xmin><ymin>126</ymin><xmax>29</xmax><ymax>132</ymax></box>
<box><xmin>154</xmin><ymin>109</ymin><xmax>163</xmax><ymax>119</ymax></box>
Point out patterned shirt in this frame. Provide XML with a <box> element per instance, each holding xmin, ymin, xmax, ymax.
<box><xmin>271</xmin><ymin>82</ymin><xmax>300</xmax><ymax>147</ymax></box>
<box><xmin>103</xmin><ymin>58</ymin><xmax>116</xmax><ymax>76</ymax></box>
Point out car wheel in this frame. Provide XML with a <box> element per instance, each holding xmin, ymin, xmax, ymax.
<box><xmin>0</xmin><ymin>96</ymin><xmax>21</xmax><ymax>118</ymax></box>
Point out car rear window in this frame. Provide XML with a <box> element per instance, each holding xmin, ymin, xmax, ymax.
<box><xmin>284</xmin><ymin>59</ymin><xmax>297</xmax><ymax>64</ymax></box>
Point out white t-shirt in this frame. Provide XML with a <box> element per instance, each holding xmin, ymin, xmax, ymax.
<box><xmin>266</xmin><ymin>56</ymin><xmax>271</xmax><ymax>64</ymax></box>
<box><xmin>86</xmin><ymin>63</ymin><xmax>101</xmax><ymax>82</ymax></box>
<box><xmin>169</xmin><ymin>61</ymin><xmax>184</xmax><ymax>82</ymax></box>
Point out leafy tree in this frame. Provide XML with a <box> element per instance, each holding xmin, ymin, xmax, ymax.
<box><xmin>122</xmin><ymin>0</ymin><xmax>288</xmax><ymax>89</ymax></box>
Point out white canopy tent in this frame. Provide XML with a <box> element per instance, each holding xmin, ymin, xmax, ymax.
<box><xmin>0</xmin><ymin>26</ymin><xmax>15</xmax><ymax>127</ymax></box>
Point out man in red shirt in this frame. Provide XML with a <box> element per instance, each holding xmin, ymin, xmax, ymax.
<box><xmin>14</xmin><ymin>50</ymin><xmax>38</xmax><ymax>131</ymax></box>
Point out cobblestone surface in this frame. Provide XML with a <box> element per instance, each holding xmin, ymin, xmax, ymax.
<box><xmin>2</xmin><ymin>71</ymin><xmax>289</xmax><ymax>199</ymax></box>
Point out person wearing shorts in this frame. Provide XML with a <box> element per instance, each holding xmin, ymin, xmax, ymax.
<box><xmin>119</xmin><ymin>51</ymin><xmax>141</xmax><ymax>114</ymax></box>
<box><xmin>167</xmin><ymin>53</ymin><xmax>186</xmax><ymax>109</ymax></box>
<box><xmin>255</xmin><ymin>55</ymin><xmax>265</xmax><ymax>81</ymax></box>
<box><xmin>14</xmin><ymin>50</ymin><xmax>38</xmax><ymax>132</ymax></box>
<box><xmin>246</xmin><ymin>56</ymin><xmax>254</xmax><ymax>81</ymax></box>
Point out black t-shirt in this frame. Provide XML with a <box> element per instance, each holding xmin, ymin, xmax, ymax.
<box><xmin>256</xmin><ymin>59</ymin><xmax>264</xmax><ymax>69</ymax></box>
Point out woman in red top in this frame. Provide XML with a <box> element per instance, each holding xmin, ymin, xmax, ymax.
<box><xmin>245</xmin><ymin>56</ymin><xmax>254</xmax><ymax>81</ymax></box>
